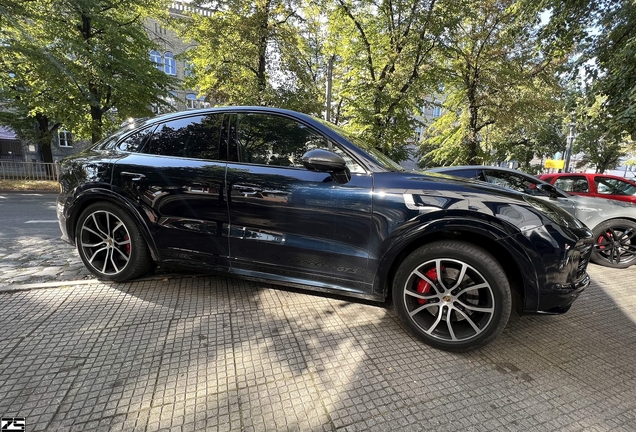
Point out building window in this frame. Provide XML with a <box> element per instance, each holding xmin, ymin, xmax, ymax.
<box><xmin>164</xmin><ymin>52</ymin><xmax>176</xmax><ymax>75</ymax></box>
<box><xmin>150</xmin><ymin>50</ymin><xmax>162</xmax><ymax>70</ymax></box>
<box><xmin>58</xmin><ymin>130</ymin><xmax>73</xmax><ymax>147</ymax></box>
<box><xmin>152</xmin><ymin>91</ymin><xmax>179</xmax><ymax>114</ymax></box>
<box><xmin>186</xmin><ymin>93</ymin><xmax>197</xmax><ymax>109</ymax></box>
<box><xmin>184</xmin><ymin>61</ymin><xmax>193</xmax><ymax>77</ymax></box>
<box><xmin>433</xmin><ymin>103</ymin><xmax>442</xmax><ymax>118</ymax></box>
<box><xmin>186</xmin><ymin>94</ymin><xmax>209</xmax><ymax>109</ymax></box>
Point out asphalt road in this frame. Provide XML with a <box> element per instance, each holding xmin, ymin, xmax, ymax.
<box><xmin>0</xmin><ymin>192</ymin><xmax>61</xmax><ymax>240</ymax></box>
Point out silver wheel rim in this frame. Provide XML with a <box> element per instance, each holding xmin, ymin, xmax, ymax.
<box><xmin>80</xmin><ymin>210</ymin><xmax>131</xmax><ymax>275</ymax></box>
<box><xmin>594</xmin><ymin>226</ymin><xmax>636</xmax><ymax>265</ymax></box>
<box><xmin>403</xmin><ymin>258</ymin><xmax>495</xmax><ymax>342</ymax></box>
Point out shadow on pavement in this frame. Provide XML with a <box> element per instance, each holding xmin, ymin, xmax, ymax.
<box><xmin>0</xmin><ymin>264</ymin><xmax>635</xmax><ymax>431</ymax></box>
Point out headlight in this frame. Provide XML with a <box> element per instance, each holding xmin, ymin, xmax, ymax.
<box><xmin>523</xmin><ymin>196</ymin><xmax>584</xmax><ymax>229</ymax></box>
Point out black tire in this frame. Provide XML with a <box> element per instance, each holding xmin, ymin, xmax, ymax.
<box><xmin>590</xmin><ymin>219</ymin><xmax>636</xmax><ymax>269</ymax></box>
<box><xmin>75</xmin><ymin>202</ymin><xmax>154</xmax><ymax>282</ymax></box>
<box><xmin>392</xmin><ymin>240</ymin><xmax>512</xmax><ymax>352</ymax></box>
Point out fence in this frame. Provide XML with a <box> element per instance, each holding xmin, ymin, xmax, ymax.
<box><xmin>0</xmin><ymin>161</ymin><xmax>61</xmax><ymax>181</ymax></box>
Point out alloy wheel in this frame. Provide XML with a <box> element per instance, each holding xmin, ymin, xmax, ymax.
<box><xmin>79</xmin><ymin>210</ymin><xmax>132</xmax><ymax>275</ymax></box>
<box><xmin>595</xmin><ymin>227</ymin><xmax>636</xmax><ymax>266</ymax></box>
<box><xmin>402</xmin><ymin>258</ymin><xmax>495</xmax><ymax>342</ymax></box>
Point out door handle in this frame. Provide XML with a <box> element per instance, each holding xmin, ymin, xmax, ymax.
<box><xmin>120</xmin><ymin>172</ymin><xmax>146</xmax><ymax>181</ymax></box>
<box><xmin>234</xmin><ymin>184</ymin><xmax>262</xmax><ymax>196</ymax></box>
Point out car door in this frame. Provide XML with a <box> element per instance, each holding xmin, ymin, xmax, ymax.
<box><xmin>111</xmin><ymin>113</ymin><xmax>231</xmax><ymax>270</ymax></box>
<box><xmin>225</xmin><ymin>111</ymin><xmax>374</xmax><ymax>292</ymax></box>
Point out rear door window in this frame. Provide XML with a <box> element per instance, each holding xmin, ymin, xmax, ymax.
<box><xmin>142</xmin><ymin>114</ymin><xmax>225</xmax><ymax>161</ymax></box>
<box><xmin>553</xmin><ymin>176</ymin><xmax>589</xmax><ymax>193</ymax></box>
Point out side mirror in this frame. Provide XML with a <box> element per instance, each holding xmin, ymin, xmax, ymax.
<box><xmin>536</xmin><ymin>183</ymin><xmax>559</xmax><ymax>199</ymax></box>
<box><xmin>302</xmin><ymin>149</ymin><xmax>351</xmax><ymax>184</ymax></box>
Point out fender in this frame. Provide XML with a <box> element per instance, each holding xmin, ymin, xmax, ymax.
<box><xmin>372</xmin><ymin>213</ymin><xmax>542</xmax><ymax>312</ymax></box>
<box><xmin>66</xmin><ymin>187</ymin><xmax>161</xmax><ymax>262</ymax></box>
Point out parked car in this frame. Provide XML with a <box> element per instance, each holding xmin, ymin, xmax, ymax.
<box><xmin>58</xmin><ymin>107</ymin><xmax>593</xmax><ymax>351</ymax></box>
<box><xmin>428</xmin><ymin>166</ymin><xmax>636</xmax><ymax>268</ymax></box>
<box><xmin>539</xmin><ymin>172</ymin><xmax>636</xmax><ymax>205</ymax></box>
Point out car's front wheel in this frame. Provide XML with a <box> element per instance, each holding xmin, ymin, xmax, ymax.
<box><xmin>75</xmin><ymin>202</ymin><xmax>153</xmax><ymax>281</ymax></box>
<box><xmin>590</xmin><ymin>219</ymin><xmax>636</xmax><ymax>268</ymax></box>
<box><xmin>393</xmin><ymin>240</ymin><xmax>512</xmax><ymax>352</ymax></box>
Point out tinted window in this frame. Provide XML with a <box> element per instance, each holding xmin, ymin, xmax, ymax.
<box><xmin>236</xmin><ymin>113</ymin><xmax>328</xmax><ymax>168</ymax></box>
<box><xmin>118</xmin><ymin>126</ymin><xmax>156</xmax><ymax>152</ymax></box>
<box><xmin>225</xmin><ymin>114</ymin><xmax>238</xmax><ymax>162</ymax></box>
<box><xmin>483</xmin><ymin>170</ymin><xmax>545</xmax><ymax>196</ymax></box>
<box><xmin>595</xmin><ymin>177</ymin><xmax>636</xmax><ymax>196</ymax></box>
<box><xmin>143</xmin><ymin>114</ymin><xmax>223</xmax><ymax>160</ymax></box>
<box><xmin>554</xmin><ymin>176</ymin><xmax>589</xmax><ymax>193</ymax></box>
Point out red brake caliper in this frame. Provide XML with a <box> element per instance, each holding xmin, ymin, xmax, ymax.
<box><xmin>416</xmin><ymin>268</ymin><xmax>439</xmax><ymax>305</ymax></box>
<box><xmin>124</xmin><ymin>235</ymin><xmax>131</xmax><ymax>255</ymax></box>
<box><xmin>597</xmin><ymin>230</ymin><xmax>613</xmax><ymax>250</ymax></box>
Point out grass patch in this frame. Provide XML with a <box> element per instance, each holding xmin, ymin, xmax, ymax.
<box><xmin>0</xmin><ymin>179</ymin><xmax>60</xmax><ymax>192</ymax></box>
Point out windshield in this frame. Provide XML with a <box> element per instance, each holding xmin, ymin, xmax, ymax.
<box><xmin>316</xmin><ymin>119</ymin><xmax>405</xmax><ymax>171</ymax></box>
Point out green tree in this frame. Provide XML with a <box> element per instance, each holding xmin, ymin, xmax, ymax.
<box><xmin>325</xmin><ymin>0</ymin><xmax>446</xmax><ymax>161</ymax></box>
<box><xmin>177</xmin><ymin>0</ymin><xmax>324</xmax><ymax>115</ymax></box>
<box><xmin>420</xmin><ymin>0</ymin><xmax>566</xmax><ymax>166</ymax></box>
<box><xmin>581</xmin><ymin>0</ymin><xmax>636</xmax><ymax>138</ymax></box>
<box><xmin>573</xmin><ymin>95</ymin><xmax>629</xmax><ymax>174</ymax></box>
<box><xmin>487</xmin><ymin>111</ymin><xmax>568</xmax><ymax>172</ymax></box>
<box><xmin>1</xmin><ymin>0</ymin><xmax>176</xmax><ymax>152</ymax></box>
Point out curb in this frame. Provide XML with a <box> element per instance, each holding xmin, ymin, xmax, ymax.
<box><xmin>0</xmin><ymin>273</ymin><xmax>204</xmax><ymax>294</ymax></box>
<box><xmin>0</xmin><ymin>190</ymin><xmax>59</xmax><ymax>194</ymax></box>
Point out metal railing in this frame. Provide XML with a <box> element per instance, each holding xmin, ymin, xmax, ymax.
<box><xmin>0</xmin><ymin>161</ymin><xmax>61</xmax><ymax>181</ymax></box>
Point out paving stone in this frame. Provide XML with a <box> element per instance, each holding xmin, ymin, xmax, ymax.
<box><xmin>0</xmin><ymin>250</ymin><xmax>635</xmax><ymax>431</ymax></box>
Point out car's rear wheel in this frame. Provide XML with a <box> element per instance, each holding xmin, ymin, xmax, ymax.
<box><xmin>393</xmin><ymin>240</ymin><xmax>511</xmax><ymax>352</ymax></box>
<box><xmin>75</xmin><ymin>202</ymin><xmax>153</xmax><ymax>281</ymax></box>
<box><xmin>590</xmin><ymin>219</ymin><xmax>636</xmax><ymax>268</ymax></box>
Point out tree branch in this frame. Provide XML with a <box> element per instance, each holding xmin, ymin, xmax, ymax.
<box><xmin>337</xmin><ymin>0</ymin><xmax>376</xmax><ymax>81</ymax></box>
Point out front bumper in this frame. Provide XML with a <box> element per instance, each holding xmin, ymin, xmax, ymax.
<box><xmin>536</xmin><ymin>236</ymin><xmax>594</xmax><ymax>314</ymax></box>
<box><xmin>534</xmin><ymin>272</ymin><xmax>590</xmax><ymax>314</ymax></box>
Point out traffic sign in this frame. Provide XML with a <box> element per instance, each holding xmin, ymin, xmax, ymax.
<box><xmin>545</xmin><ymin>159</ymin><xmax>565</xmax><ymax>169</ymax></box>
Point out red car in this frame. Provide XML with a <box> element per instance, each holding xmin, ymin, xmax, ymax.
<box><xmin>539</xmin><ymin>173</ymin><xmax>636</xmax><ymax>204</ymax></box>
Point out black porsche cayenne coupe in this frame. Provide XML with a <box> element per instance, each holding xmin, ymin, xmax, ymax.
<box><xmin>57</xmin><ymin>106</ymin><xmax>593</xmax><ymax>351</ymax></box>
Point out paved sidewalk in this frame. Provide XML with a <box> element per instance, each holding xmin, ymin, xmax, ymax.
<box><xmin>0</xmin><ymin>264</ymin><xmax>635</xmax><ymax>431</ymax></box>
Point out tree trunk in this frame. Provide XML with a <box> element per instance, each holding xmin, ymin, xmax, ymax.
<box><xmin>90</xmin><ymin>104</ymin><xmax>103</xmax><ymax>143</ymax></box>
<box><xmin>34</xmin><ymin>113</ymin><xmax>55</xmax><ymax>163</ymax></box>
<box><xmin>467</xmin><ymin>101</ymin><xmax>479</xmax><ymax>165</ymax></box>
<box><xmin>256</xmin><ymin>0</ymin><xmax>270</xmax><ymax>103</ymax></box>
